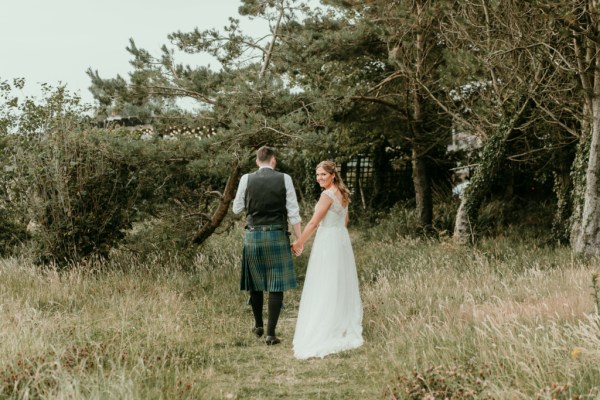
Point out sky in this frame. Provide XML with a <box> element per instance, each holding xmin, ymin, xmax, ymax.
<box><xmin>0</xmin><ymin>0</ymin><xmax>271</xmax><ymax>105</ymax></box>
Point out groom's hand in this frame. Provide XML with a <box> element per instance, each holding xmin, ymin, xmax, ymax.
<box><xmin>291</xmin><ymin>242</ymin><xmax>303</xmax><ymax>256</ymax></box>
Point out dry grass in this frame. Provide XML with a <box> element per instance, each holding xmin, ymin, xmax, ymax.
<box><xmin>0</xmin><ymin>227</ymin><xmax>599</xmax><ymax>399</ymax></box>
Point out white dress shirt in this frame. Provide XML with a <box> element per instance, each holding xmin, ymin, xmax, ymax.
<box><xmin>232</xmin><ymin>166</ymin><xmax>302</xmax><ymax>225</ymax></box>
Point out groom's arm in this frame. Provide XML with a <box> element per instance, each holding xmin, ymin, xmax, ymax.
<box><xmin>284</xmin><ymin>174</ymin><xmax>302</xmax><ymax>237</ymax></box>
<box><xmin>232</xmin><ymin>174</ymin><xmax>248</xmax><ymax>215</ymax></box>
<box><xmin>291</xmin><ymin>222</ymin><xmax>302</xmax><ymax>240</ymax></box>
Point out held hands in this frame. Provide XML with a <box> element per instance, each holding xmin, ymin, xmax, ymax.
<box><xmin>291</xmin><ymin>241</ymin><xmax>304</xmax><ymax>256</ymax></box>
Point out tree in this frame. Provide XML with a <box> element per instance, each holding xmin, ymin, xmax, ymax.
<box><xmin>276</xmin><ymin>0</ymin><xmax>453</xmax><ymax>230</ymax></box>
<box><xmin>87</xmin><ymin>0</ymin><xmax>316</xmax><ymax>245</ymax></box>
<box><xmin>417</xmin><ymin>1</ymin><xmax>580</xmax><ymax>243</ymax></box>
<box><xmin>442</xmin><ymin>0</ymin><xmax>600</xmax><ymax>253</ymax></box>
<box><xmin>555</xmin><ymin>0</ymin><xmax>600</xmax><ymax>255</ymax></box>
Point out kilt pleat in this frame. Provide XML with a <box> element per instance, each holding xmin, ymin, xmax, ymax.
<box><xmin>240</xmin><ymin>230</ymin><xmax>297</xmax><ymax>292</ymax></box>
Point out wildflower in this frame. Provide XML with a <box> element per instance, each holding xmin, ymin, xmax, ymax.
<box><xmin>571</xmin><ymin>347</ymin><xmax>582</xmax><ymax>360</ymax></box>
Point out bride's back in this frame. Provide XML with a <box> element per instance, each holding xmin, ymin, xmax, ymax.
<box><xmin>318</xmin><ymin>190</ymin><xmax>347</xmax><ymax>228</ymax></box>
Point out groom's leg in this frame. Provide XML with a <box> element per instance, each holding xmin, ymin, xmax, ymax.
<box><xmin>267</xmin><ymin>291</ymin><xmax>283</xmax><ymax>337</ymax></box>
<box><xmin>249</xmin><ymin>291</ymin><xmax>264</xmax><ymax>328</ymax></box>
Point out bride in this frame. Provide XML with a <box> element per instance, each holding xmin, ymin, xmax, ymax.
<box><xmin>291</xmin><ymin>160</ymin><xmax>363</xmax><ymax>359</ymax></box>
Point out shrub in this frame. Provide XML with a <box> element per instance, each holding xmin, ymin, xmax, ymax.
<box><xmin>0</xmin><ymin>134</ymin><xmax>28</xmax><ymax>256</ymax></box>
<box><xmin>17</xmin><ymin>130</ymin><xmax>142</xmax><ymax>264</ymax></box>
<box><xmin>14</xmin><ymin>129</ymin><xmax>231</xmax><ymax>266</ymax></box>
<box><xmin>0</xmin><ymin>82</ymin><xmax>262</xmax><ymax>267</ymax></box>
<box><xmin>0</xmin><ymin>208</ymin><xmax>27</xmax><ymax>257</ymax></box>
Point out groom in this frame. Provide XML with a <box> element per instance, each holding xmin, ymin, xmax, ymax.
<box><xmin>232</xmin><ymin>146</ymin><xmax>302</xmax><ymax>345</ymax></box>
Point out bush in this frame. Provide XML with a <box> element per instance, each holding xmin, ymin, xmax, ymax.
<box><xmin>122</xmin><ymin>216</ymin><xmax>207</xmax><ymax>263</ymax></box>
<box><xmin>476</xmin><ymin>198</ymin><xmax>555</xmax><ymax>242</ymax></box>
<box><xmin>0</xmin><ymin>208</ymin><xmax>27</xmax><ymax>257</ymax></box>
<box><xmin>0</xmin><ymin>134</ymin><xmax>28</xmax><ymax>256</ymax></box>
<box><xmin>13</xmin><ymin>129</ymin><xmax>231</xmax><ymax>266</ymax></box>
<box><xmin>358</xmin><ymin>197</ymin><xmax>555</xmax><ymax>244</ymax></box>
<box><xmin>16</xmin><ymin>130</ymin><xmax>142</xmax><ymax>264</ymax></box>
<box><xmin>356</xmin><ymin>200</ymin><xmax>459</xmax><ymax>241</ymax></box>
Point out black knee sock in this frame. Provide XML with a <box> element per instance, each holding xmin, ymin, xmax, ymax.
<box><xmin>267</xmin><ymin>291</ymin><xmax>283</xmax><ymax>337</ymax></box>
<box><xmin>249</xmin><ymin>291</ymin><xmax>264</xmax><ymax>328</ymax></box>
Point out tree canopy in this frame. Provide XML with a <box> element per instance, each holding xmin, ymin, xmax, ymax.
<box><xmin>5</xmin><ymin>0</ymin><xmax>600</xmax><ymax>262</ymax></box>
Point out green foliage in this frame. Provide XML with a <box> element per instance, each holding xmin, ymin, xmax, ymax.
<box><xmin>439</xmin><ymin>48</ymin><xmax>485</xmax><ymax>89</ymax></box>
<box><xmin>459</xmin><ymin>98</ymin><xmax>542</xmax><ymax>241</ymax></box>
<box><xmin>14</xmin><ymin>130</ymin><xmax>232</xmax><ymax>266</ymax></box>
<box><xmin>16</xmin><ymin>130</ymin><xmax>142</xmax><ymax>264</ymax></box>
<box><xmin>1</xmin><ymin>80</ymin><xmax>92</xmax><ymax>135</ymax></box>
<box><xmin>360</xmin><ymin>197</ymin><xmax>555</xmax><ymax>245</ymax></box>
<box><xmin>0</xmin><ymin>134</ymin><xmax>27</xmax><ymax>256</ymax></box>
<box><xmin>0</xmin><ymin>208</ymin><xmax>27</xmax><ymax>257</ymax></box>
<box><xmin>0</xmin><ymin>79</ymin><xmax>244</xmax><ymax>266</ymax></box>
<box><xmin>0</xmin><ymin>80</ymin><xmax>94</xmax><ymax>258</ymax></box>
<box><xmin>476</xmin><ymin>199</ymin><xmax>555</xmax><ymax>241</ymax></box>
<box><xmin>122</xmin><ymin>218</ymin><xmax>197</xmax><ymax>263</ymax></box>
<box><xmin>433</xmin><ymin>200</ymin><xmax>460</xmax><ymax>236</ymax></box>
<box><xmin>58</xmin><ymin>0</ymin><xmax>598</xmax><ymax>247</ymax></box>
<box><xmin>462</xmin><ymin>121</ymin><xmax>510</xmax><ymax>224</ymax></box>
<box><xmin>357</xmin><ymin>199</ymin><xmax>458</xmax><ymax>240</ymax></box>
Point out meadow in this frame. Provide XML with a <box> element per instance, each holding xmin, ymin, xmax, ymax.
<box><xmin>0</xmin><ymin>217</ymin><xmax>599</xmax><ymax>399</ymax></box>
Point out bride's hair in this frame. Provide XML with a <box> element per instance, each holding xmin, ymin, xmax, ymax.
<box><xmin>316</xmin><ymin>160</ymin><xmax>351</xmax><ymax>205</ymax></box>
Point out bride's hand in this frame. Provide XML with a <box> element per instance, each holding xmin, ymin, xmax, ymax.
<box><xmin>291</xmin><ymin>242</ymin><xmax>303</xmax><ymax>256</ymax></box>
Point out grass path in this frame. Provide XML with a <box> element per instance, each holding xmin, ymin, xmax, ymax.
<box><xmin>0</xmin><ymin>230</ymin><xmax>599</xmax><ymax>398</ymax></box>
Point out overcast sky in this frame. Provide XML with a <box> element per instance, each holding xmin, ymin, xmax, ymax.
<box><xmin>0</xmin><ymin>0</ymin><xmax>271</xmax><ymax>104</ymax></box>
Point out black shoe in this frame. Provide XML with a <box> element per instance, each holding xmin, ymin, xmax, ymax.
<box><xmin>265</xmin><ymin>336</ymin><xmax>281</xmax><ymax>345</ymax></box>
<box><xmin>252</xmin><ymin>327</ymin><xmax>264</xmax><ymax>338</ymax></box>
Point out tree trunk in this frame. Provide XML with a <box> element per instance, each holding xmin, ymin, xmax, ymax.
<box><xmin>572</xmin><ymin>95</ymin><xmax>600</xmax><ymax>255</ymax></box>
<box><xmin>410</xmin><ymin>1</ymin><xmax>433</xmax><ymax>231</ymax></box>
<box><xmin>570</xmin><ymin>2</ymin><xmax>600</xmax><ymax>255</ymax></box>
<box><xmin>192</xmin><ymin>160</ymin><xmax>241</xmax><ymax>245</ymax></box>
<box><xmin>453</xmin><ymin>201</ymin><xmax>471</xmax><ymax>245</ymax></box>
<box><xmin>412</xmin><ymin>147</ymin><xmax>432</xmax><ymax>230</ymax></box>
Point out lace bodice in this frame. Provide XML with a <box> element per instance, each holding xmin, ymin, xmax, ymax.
<box><xmin>318</xmin><ymin>189</ymin><xmax>347</xmax><ymax>228</ymax></box>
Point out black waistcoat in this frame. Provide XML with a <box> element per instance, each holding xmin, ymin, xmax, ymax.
<box><xmin>245</xmin><ymin>168</ymin><xmax>287</xmax><ymax>226</ymax></box>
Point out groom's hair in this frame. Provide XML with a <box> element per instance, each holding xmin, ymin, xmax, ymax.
<box><xmin>256</xmin><ymin>146</ymin><xmax>276</xmax><ymax>163</ymax></box>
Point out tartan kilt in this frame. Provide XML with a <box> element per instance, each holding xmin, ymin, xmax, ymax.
<box><xmin>240</xmin><ymin>229</ymin><xmax>297</xmax><ymax>292</ymax></box>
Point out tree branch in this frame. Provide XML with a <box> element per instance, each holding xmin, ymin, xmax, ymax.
<box><xmin>145</xmin><ymin>85</ymin><xmax>216</xmax><ymax>105</ymax></box>
<box><xmin>258</xmin><ymin>1</ymin><xmax>285</xmax><ymax>80</ymax></box>
<box><xmin>192</xmin><ymin>159</ymin><xmax>241</xmax><ymax>245</ymax></box>
<box><xmin>350</xmin><ymin>95</ymin><xmax>406</xmax><ymax>114</ymax></box>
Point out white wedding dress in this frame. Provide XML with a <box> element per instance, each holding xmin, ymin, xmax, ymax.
<box><xmin>293</xmin><ymin>189</ymin><xmax>363</xmax><ymax>359</ymax></box>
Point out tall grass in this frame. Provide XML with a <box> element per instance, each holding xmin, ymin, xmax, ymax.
<box><xmin>0</xmin><ymin>219</ymin><xmax>598</xmax><ymax>398</ymax></box>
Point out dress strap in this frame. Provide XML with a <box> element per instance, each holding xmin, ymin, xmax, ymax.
<box><xmin>322</xmin><ymin>189</ymin><xmax>336</xmax><ymax>201</ymax></box>
<box><xmin>323</xmin><ymin>189</ymin><xmax>345</xmax><ymax>208</ymax></box>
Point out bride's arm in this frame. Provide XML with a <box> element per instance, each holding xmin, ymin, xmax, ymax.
<box><xmin>292</xmin><ymin>193</ymin><xmax>333</xmax><ymax>252</ymax></box>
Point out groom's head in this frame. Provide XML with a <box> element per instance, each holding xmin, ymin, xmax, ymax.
<box><xmin>256</xmin><ymin>146</ymin><xmax>277</xmax><ymax>168</ymax></box>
